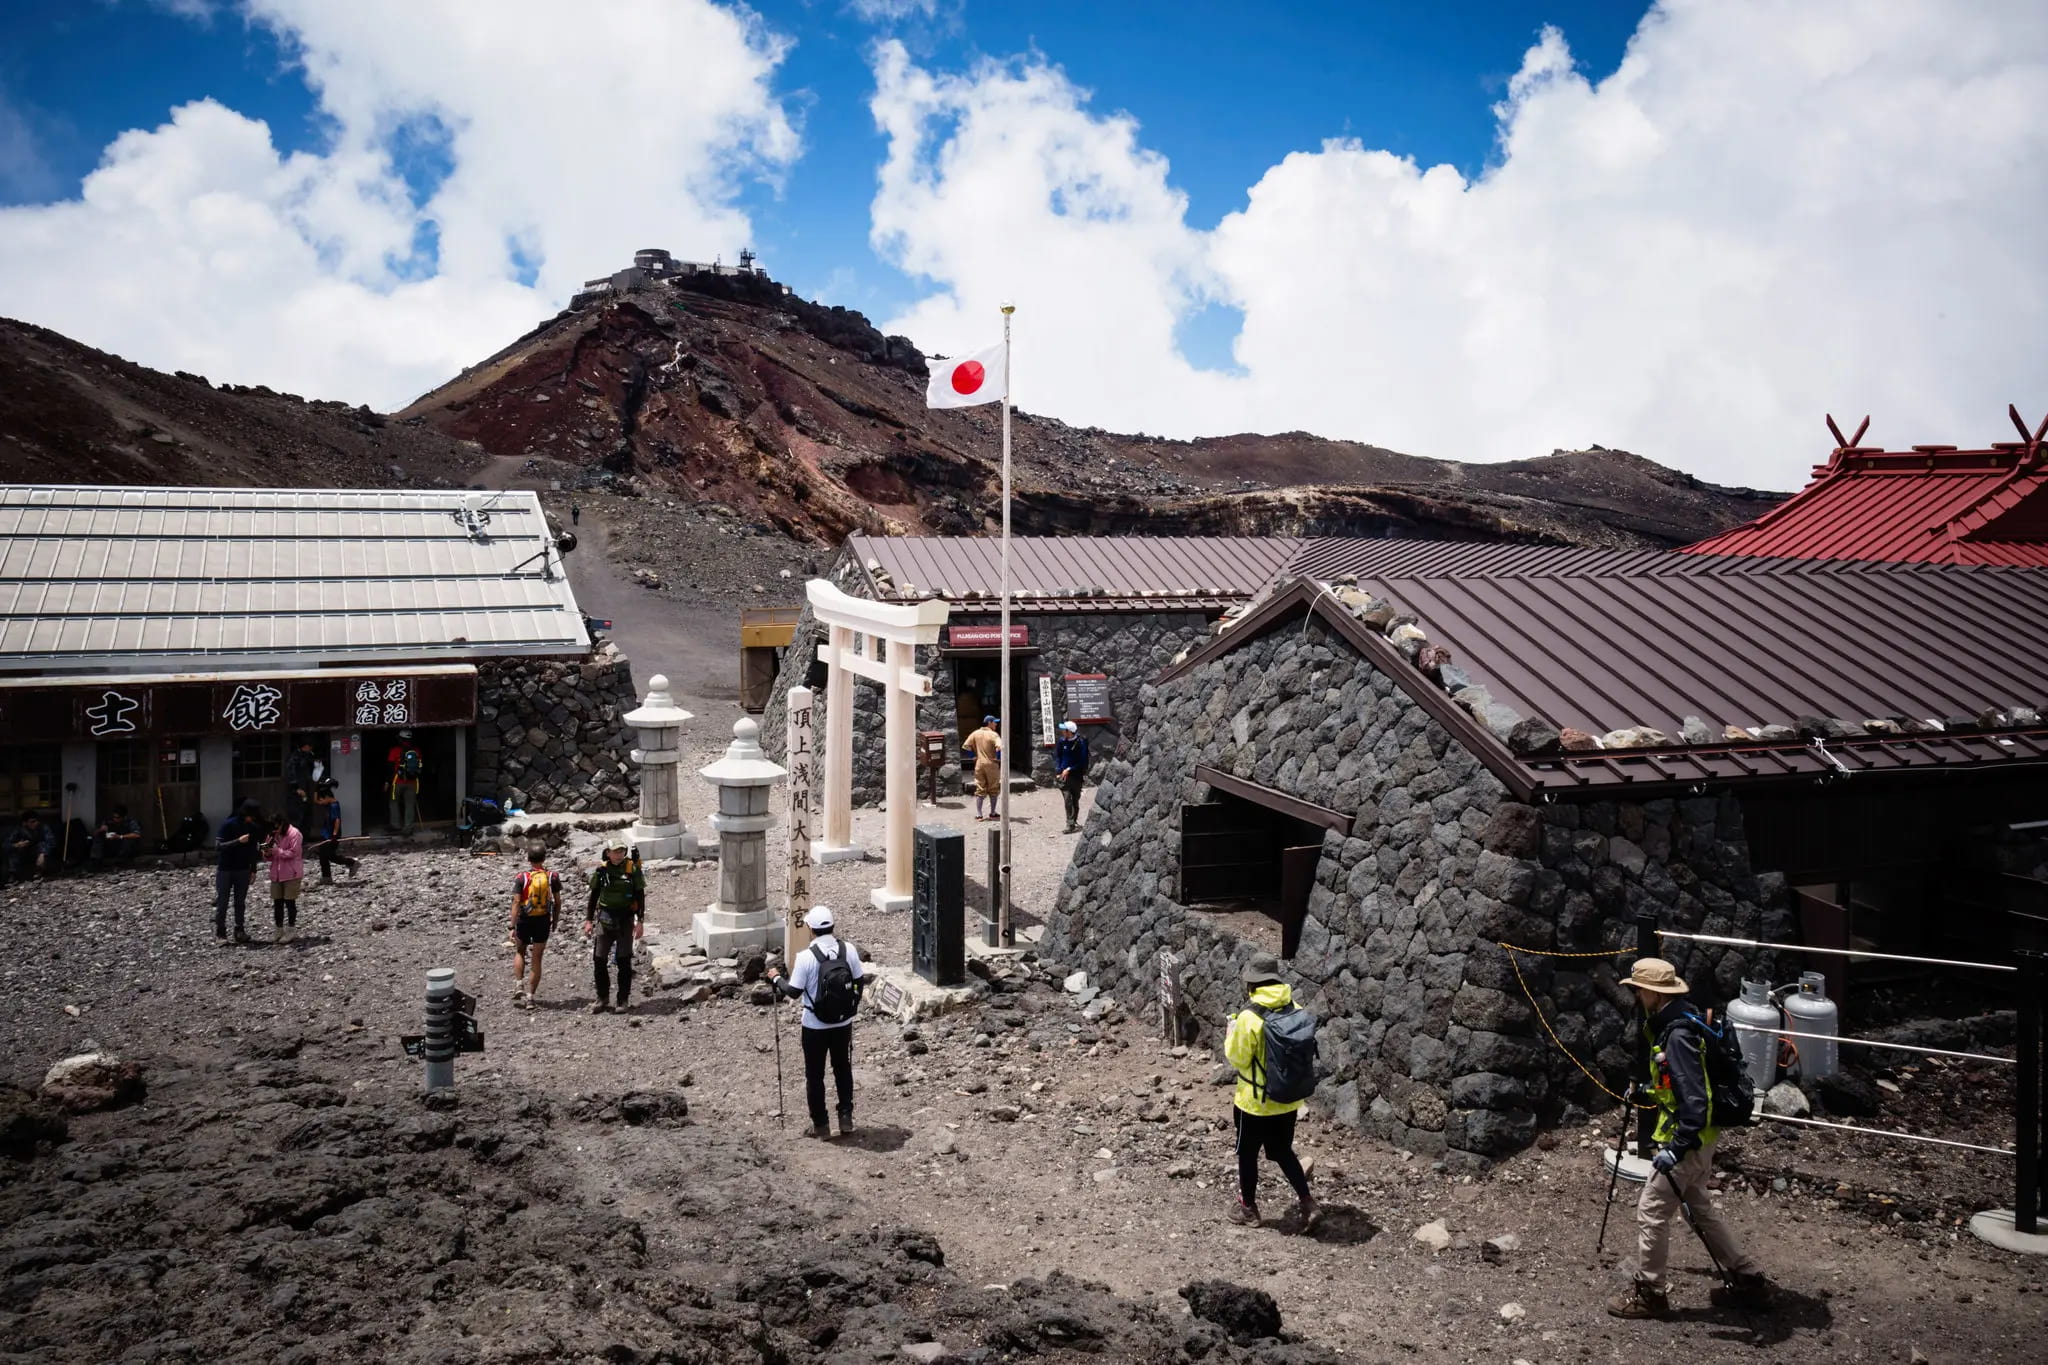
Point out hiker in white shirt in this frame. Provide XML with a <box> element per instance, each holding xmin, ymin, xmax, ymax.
<box><xmin>769</xmin><ymin>905</ymin><xmax>866</xmax><ymax>1138</ymax></box>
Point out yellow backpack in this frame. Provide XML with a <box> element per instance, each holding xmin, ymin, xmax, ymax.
<box><xmin>517</xmin><ymin>868</ymin><xmax>555</xmax><ymax>916</ymax></box>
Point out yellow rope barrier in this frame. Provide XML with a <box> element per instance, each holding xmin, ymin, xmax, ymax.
<box><xmin>1499</xmin><ymin>942</ymin><xmax>1658</xmax><ymax>1111</ymax></box>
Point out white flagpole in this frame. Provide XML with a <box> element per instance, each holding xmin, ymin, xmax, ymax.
<box><xmin>998</xmin><ymin>299</ymin><xmax>1015</xmax><ymax>946</ymax></box>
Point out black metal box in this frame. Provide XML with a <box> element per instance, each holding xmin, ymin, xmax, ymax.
<box><xmin>913</xmin><ymin>823</ymin><xmax>966</xmax><ymax>986</ymax></box>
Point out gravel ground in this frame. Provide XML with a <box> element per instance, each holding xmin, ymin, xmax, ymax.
<box><xmin>4</xmin><ymin>797</ymin><xmax>2045</xmax><ymax>1362</ymax></box>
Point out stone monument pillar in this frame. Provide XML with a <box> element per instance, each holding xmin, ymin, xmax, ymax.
<box><xmin>624</xmin><ymin>674</ymin><xmax>696</xmax><ymax>861</ymax></box>
<box><xmin>692</xmin><ymin>717</ymin><xmax>787</xmax><ymax>955</ymax></box>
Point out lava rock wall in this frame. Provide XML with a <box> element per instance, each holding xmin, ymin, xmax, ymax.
<box><xmin>1042</xmin><ymin>614</ymin><xmax>1781</xmax><ymax>1167</ymax></box>
<box><xmin>763</xmin><ymin>603</ymin><xmax>1211</xmax><ymax>804</ymax></box>
<box><xmin>474</xmin><ymin>646</ymin><xmax>639</xmax><ymax>813</ymax></box>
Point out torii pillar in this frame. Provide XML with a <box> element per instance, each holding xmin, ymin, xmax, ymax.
<box><xmin>805</xmin><ymin>579</ymin><xmax>949</xmax><ymax>912</ymax></box>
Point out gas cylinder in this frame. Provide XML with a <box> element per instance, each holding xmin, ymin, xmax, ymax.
<box><xmin>1725</xmin><ymin>979</ymin><xmax>1781</xmax><ymax>1094</ymax></box>
<box><xmin>1782</xmin><ymin>971</ymin><xmax>1839</xmax><ymax>1081</ymax></box>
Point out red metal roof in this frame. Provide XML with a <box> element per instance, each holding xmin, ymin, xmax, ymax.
<box><xmin>1683</xmin><ymin>413</ymin><xmax>2048</xmax><ymax>566</ymax></box>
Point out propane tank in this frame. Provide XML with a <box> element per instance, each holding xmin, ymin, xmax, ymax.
<box><xmin>1783</xmin><ymin>971</ymin><xmax>1839</xmax><ymax>1081</ymax></box>
<box><xmin>1725</xmin><ymin>978</ymin><xmax>1781</xmax><ymax>1094</ymax></box>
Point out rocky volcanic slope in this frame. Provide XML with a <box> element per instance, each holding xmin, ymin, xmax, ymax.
<box><xmin>0</xmin><ymin>287</ymin><xmax>1778</xmax><ymax>550</ymax></box>
<box><xmin>0</xmin><ymin>318</ymin><xmax>485</xmax><ymax>489</ymax></box>
<box><xmin>399</xmin><ymin>272</ymin><xmax>1783</xmax><ymax>546</ymax></box>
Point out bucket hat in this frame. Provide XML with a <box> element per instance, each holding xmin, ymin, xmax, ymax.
<box><xmin>1624</xmin><ymin>957</ymin><xmax>1689</xmax><ymax>995</ymax></box>
<box><xmin>1240</xmin><ymin>952</ymin><xmax>1283</xmax><ymax>986</ymax></box>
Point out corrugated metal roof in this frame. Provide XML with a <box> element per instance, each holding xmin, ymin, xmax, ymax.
<box><xmin>1163</xmin><ymin>543</ymin><xmax>2048</xmax><ymax>797</ymax></box>
<box><xmin>1683</xmin><ymin>444</ymin><xmax>2048</xmax><ymax>567</ymax></box>
<box><xmin>847</xmin><ymin>534</ymin><xmax>1303</xmax><ymax>613</ymax></box>
<box><xmin>0</xmin><ymin>486</ymin><xmax>589</xmax><ymax>670</ymax></box>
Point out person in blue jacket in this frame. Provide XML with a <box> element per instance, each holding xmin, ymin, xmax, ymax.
<box><xmin>1053</xmin><ymin>720</ymin><xmax>1091</xmax><ymax>833</ymax></box>
<box><xmin>213</xmin><ymin>800</ymin><xmax>264</xmax><ymax>943</ymax></box>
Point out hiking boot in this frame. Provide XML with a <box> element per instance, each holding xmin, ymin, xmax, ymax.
<box><xmin>523</xmin><ymin>991</ymin><xmax>536</xmax><ymax>1011</ymax></box>
<box><xmin>810</xmin><ymin>1122</ymin><xmax>833</xmax><ymax>1140</ymax></box>
<box><xmin>512</xmin><ymin>985</ymin><xmax>527</xmax><ymax>1004</ymax></box>
<box><xmin>233</xmin><ymin>930</ymin><xmax>250</xmax><ymax>945</ymax></box>
<box><xmin>589</xmin><ymin>1002</ymin><xmax>612</xmax><ymax>1015</ymax></box>
<box><xmin>1227</xmin><ymin>1197</ymin><xmax>1261</xmax><ymax>1228</ymax></box>
<box><xmin>837</xmin><ymin>1113</ymin><xmax>856</xmax><ymax>1137</ymax></box>
<box><xmin>1605</xmin><ymin>1281</ymin><xmax>1671</xmax><ymax>1319</ymax></box>
<box><xmin>1297</xmin><ymin>1195</ymin><xmax>1323</xmax><ymax>1232</ymax></box>
<box><xmin>1709</xmin><ymin>1272</ymin><xmax>1775</xmax><ymax>1310</ymax></box>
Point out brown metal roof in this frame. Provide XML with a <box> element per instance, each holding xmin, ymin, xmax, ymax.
<box><xmin>1162</xmin><ymin>544</ymin><xmax>2048</xmax><ymax>800</ymax></box>
<box><xmin>847</xmin><ymin>534</ymin><xmax>1303</xmax><ymax>613</ymax></box>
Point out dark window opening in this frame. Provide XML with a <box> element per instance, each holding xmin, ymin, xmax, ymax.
<box><xmin>1179</xmin><ymin>789</ymin><xmax>1325</xmax><ymax>958</ymax></box>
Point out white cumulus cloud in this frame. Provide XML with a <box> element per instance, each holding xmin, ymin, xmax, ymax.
<box><xmin>868</xmin><ymin>1</ymin><xmax>2048</xmax><ymax>487</ymax></box>
<box><xmin>0</xmin><ymin>0</ymin><xmax>797</xmax><ymax>409</ymax></box>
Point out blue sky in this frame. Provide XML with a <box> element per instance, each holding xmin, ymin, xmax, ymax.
<box><xmin>0</xmin><ymin>0</ymin><xmax>1644</xmax><ymax>370</ymax></box>
<box><xmin>1</xmin><ymin>1</ymin><xmax>2040</xmax><ymax>487</ymax></box>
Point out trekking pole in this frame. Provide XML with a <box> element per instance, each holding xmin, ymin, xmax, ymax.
<box><xmin>772</xmin><ymin>993</ymin><xmax>786</xmax><ymax>1128</ymax></box>
<box><xmin>1660</xmin><ymin>1167</ymin><xmax>1737</xmax><ymax>1289</ymax></box>
<box><xmin>1596</xmin><ymin>1086</ymin><xmax>1634</xmax><ymax>1256</ymax></box>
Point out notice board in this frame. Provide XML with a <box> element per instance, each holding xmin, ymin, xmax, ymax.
<box><xmin>1064</xmin><ymin>673</ymin><xmax>1112</xmax><ymax>724</ymax></box>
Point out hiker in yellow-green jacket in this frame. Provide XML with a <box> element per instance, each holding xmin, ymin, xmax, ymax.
<box><xmin>1609</xmin><ymin>957</ymin><xmax>1773</xmax><ymax>1319</ymax></box>
<box><xmin>1223</xmin><ymin>952</ymin><xmax>1320</xmax><ymax>1231</ymax></box>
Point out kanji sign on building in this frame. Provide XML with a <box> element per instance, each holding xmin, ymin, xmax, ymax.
<box><xmin>85</xmin><ymin>689</ymin><xmax>140</xmax><ymax>737</ymax></box>
<box><xmin>354</xmin><ymin>679</ymin><xmax>411</xmax><ymax>727</ymax></box>
<box><xmin>221</xmin><ymin>682</ymin><xmax>283</xmax><ymax>732</ymax></box>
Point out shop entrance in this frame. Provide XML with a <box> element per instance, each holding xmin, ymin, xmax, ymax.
<box><xmin>948</xmin><ymin>654</ymin><xmax>1034</xmax><ymax>775</ymax></box>
<box><xmin>357</xmin><ymin>728</ymin><xmax>461</xmax><ymax>829</ymax></box>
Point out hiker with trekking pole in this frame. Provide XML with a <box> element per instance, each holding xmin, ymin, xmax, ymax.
<box><xmin>1607</xmin><ymin>957</ymin><xmax>1775</xmax><ymax>1318</ymax></box>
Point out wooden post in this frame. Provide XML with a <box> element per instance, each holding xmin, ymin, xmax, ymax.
<box><xmin>785</xmin><ymin>686</ymin><xmax>816</xmax><ymax>964</ymax></box>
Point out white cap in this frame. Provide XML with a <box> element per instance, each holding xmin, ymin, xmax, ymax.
<box><xmin>804</xmin><ymin>905</ymin><xmax>835</xmax><ymax>932</ymax></box>
<box><xmin>1060</xmin><ymin>720</ymin><xmax>1078</xmax><ymax>732</ymax></box>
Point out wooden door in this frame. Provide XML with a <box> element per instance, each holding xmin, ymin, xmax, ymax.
<box><xmin>153</xmin><ymin>738</ymin><xmax>203</xmax><ymax>838</ymax></box>
<box><xmin>1279</xmin><ymin>843</ymin><xmax>1322</xmax><ymax>959</ymax></box>
<box><xmin>1794</xmin><ymin>885</ymin><xmax>1849</xmax><ymax>1004</ymax></box>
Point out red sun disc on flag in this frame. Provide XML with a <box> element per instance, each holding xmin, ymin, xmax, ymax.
<box><xmin>950</xmin><ymin>361</ymin><xmax>986</xmax><ymax>395</ymax></box>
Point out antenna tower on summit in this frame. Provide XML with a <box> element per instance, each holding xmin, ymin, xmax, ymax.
<box><xmin>738</xmin><ymin>247</ymin><xmax>757</xmax><ymax>272</ymax></box>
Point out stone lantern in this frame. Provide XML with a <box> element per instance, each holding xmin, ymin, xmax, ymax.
<box><xmin>691</xmin><ymin>717</ymin><xmax>787</xmax><ymax>955</ymax></box>
<box><xmin>624</xmin><ymin>674</ymin><xmax>697</xmax><ymax>861</ymax></box>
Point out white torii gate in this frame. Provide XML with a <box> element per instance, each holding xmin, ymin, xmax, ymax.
<box><xmin>806</xmin><ymin>579</ymin><xmax>950</xmax><ymax>911</ymax></box>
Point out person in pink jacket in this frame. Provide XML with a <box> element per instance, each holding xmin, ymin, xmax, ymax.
<box><xmin>262</xmin><ymin>813</ymin><xmax>306</xmax><ymax>943</ymax></box>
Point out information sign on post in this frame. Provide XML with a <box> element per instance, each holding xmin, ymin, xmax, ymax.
<box><xmin>1037</xmin><ymin>674</ymin><xmax>1055</xmax><ymax>748</ymax></box>
<box><xmin>784</xmin><ymin>686</ymin><xmax>816</xmax><ymax>963</ymax></box>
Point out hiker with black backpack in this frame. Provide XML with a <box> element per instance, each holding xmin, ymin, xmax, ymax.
<box><xmin>582</xmin><ymin>836</ymin><xmax>645</xmax><ymax>1014</ymax></box>
<box><xmin>1224</xmin><ymin>953</ymin><xmax>1321</xmax><ymax>1231</ymax></box>
<box><xmin>768</xmin><ymin>905</ymin><xmax>866</xmax><ymax>1139</ymax></box>
<box><xmin>1608</xmin><ymin>957</ymin><xmax>1774</xmax><ymax>1319</ymax></box>
<box><xmin>386</xmin><ymin>732</ymin><xmax>423</xmax><ymax>834</ymax></box>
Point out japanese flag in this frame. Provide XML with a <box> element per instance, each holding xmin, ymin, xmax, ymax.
<box><xmin>926</xmin><ymin>342</ymin><xmax>1007</xmax><ymax>409</ymax></box>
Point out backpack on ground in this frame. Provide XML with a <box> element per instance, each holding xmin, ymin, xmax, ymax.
<box><xmin>63</xmin><ymin>818</ymin><xmax>91</xmax><ymax>867</ymax></box>
<box><xmin>1250</xmin><ymin>1003</ymin><xmax>1320</xmax><ymax>1104</ymax></box>
<box><xmin>1663</xmin><ymin>1010</ymin><xmax>1757</xmax><ymax>1128</ymax></box>
<box><xmin>808</xmin><ymin>943</ymin><xmax>863</xmax><ymax>1025</ymax></box>
<box><xmin>165</xmin><ymin>812</ymin><xmax>208</xmax><ymax>854</ymax></box>
<box><xmin>517</xmin><ymin>868</ymin><xmax>555</xmax><ymax>917</ymax></box>
<box><xmin>400</xmin><ymin>749</ymin><xmax>423</xmax><ymax>781</ymax></box>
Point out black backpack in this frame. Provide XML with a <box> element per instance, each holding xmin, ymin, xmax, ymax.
<box><xmin>1663</xmin><ymin>1010</ymin><xmax>1757</xmax><ymax>1128</ymax></box>
<box><xmin>808</xmin><ymin>943</ymin><xmax>863</xmax><ymax>1025</ymax></box>
<box><xmin>165</xmin><ymin>813</ymin><xmax>208</xmax><ymax>854</ymax></box>
<box><xmin>1250</xmin><ymin>1003</ymin><xmax>1320</xmax><ymax>1104</ymax></box>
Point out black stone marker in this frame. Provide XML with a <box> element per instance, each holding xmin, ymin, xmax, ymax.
<box><xmin>913</xmin><ymin>823</ymin><xmax>966</xmax><ymax>986</ymax></box>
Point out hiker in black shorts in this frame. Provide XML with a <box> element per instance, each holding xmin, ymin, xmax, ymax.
<box><xmin>508</xmin><ymin>846</ymin><xmax>558</xmax><ymax>1010</ymax></box>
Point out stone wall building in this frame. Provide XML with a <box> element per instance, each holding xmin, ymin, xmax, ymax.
<box><xmin>1045</xmin><ymin>541</ymin><xmax>2048</xmax><ymax>1167</ymax></box>
<box><xmin>473</xmin><ymin>647</ymin><xmax>639</xmax><ymax>813</ymax></box>
<box><xmin>764</xmin><ymin>534</ymin><xmax>1299</xmax><ymax>802</ymax></box>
